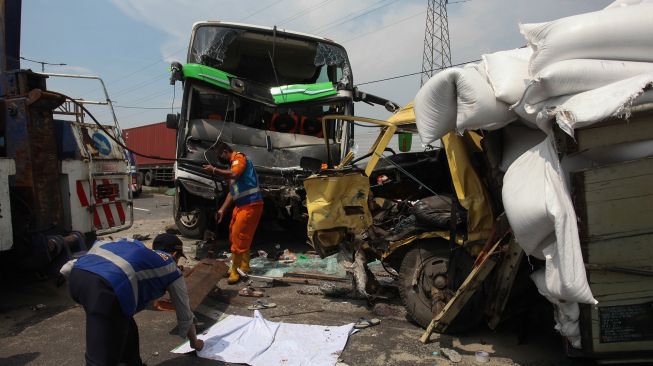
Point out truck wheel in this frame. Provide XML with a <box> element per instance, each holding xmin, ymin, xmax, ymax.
<box><xmin>143</xmin><ymin>170</ymin><xmax>154</xmax><ymax>186</ymax></box>
<box><xmin>173</xmin><ymin>193</ymin><xmax>207</xmax><ymax>239</ymax></box>
<box><xmin>398</xmin><ymin>240</ymin><xmax>485</xmax><ymax>333</ymax></box>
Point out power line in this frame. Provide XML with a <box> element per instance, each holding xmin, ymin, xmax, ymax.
<box><xmin>20</xmin><ymin>56</ymin><xmax>66</xmax><ymax>72</ymax></box>
<box><xmin>239</xmin><ymin>0</ymin><xmax>286</xmax><ymax>21</ymax></box>
<box><xmin>114</xmin><ymin>105</ymin><xmax>181</xmax><ymax>110</ymax></box>
<box><xmin>341</xmin><ymin>9</ymin><xmax>426</xmax><ymax>44</ymax></box>
<box><xmin>356</xmin><ymin>59</ymin><xmax>481</xmax><ymax>86</ymax></box>
<box><xmin>277</xmin><ymin>0</ymin><xmax>337</xmax><ymax>26</ymax></box>
<box><xmin>311</xmin><ymin>0</ymin><xmax>397</xmax><ymax>34</ymax></box>
<box><xmin>111</xmin><ymin>72</ymin><xmax>169</xmax><ymax>98</ymax></box>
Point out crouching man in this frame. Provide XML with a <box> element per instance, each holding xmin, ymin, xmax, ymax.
<box><xmin>64</xmin><ymin>233</ymin><xmax>203</xmax><ymax>365</ymax></box>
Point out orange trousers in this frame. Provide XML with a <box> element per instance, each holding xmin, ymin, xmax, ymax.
<box><xmin>229</xmin><ymin>201</ymin><xmax>264</xmax><ymax>254</ymax></box>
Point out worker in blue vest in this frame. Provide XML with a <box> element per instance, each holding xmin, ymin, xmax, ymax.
<box><xmin>65</xmin><ymin>234</ymin><xmax>204</xmax><ymax>365</ymax></box>
<box><xmin>203</xmin><ymin>142</ymin><xmax>264</xmax><ymax>284</ymax></box>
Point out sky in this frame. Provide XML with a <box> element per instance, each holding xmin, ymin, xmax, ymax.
<box><xmin>20</xmin><ymin>0</ymin><xmax>613</xmax><ymax>139</ymax></box>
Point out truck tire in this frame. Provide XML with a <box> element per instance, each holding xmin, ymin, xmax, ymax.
<box><xmin>398</xmin><ymin>240</ymin><xmax>485</xmax><ymax>333</ymax></box>
<box><xmin>173</xmin><ymin>193</ymin><xmax>207</xmax><ymax>239</ymax></box>
<box><xmin>143</xmin><ymin>170</ymin><xmax>154</xmax><ymax>186</ymax></box>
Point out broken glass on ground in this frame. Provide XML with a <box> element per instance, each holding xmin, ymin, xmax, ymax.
<box><xmin>249</xmin><ymin>253</ymin><xmax>347</xmax><ymax>278</ymax></box>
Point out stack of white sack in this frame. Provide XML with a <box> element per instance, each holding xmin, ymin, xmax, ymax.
<box><xmin>514</xmin><ymin>2</ymin><xmax>653</xmax><ymax>128</ymax></box>
<box><xmin>414</xmin><ymin>63</ymin><xmax>516</xmax><ymax>144</ymax></box>
<box><xmin>412</xmin><ymin>0</ymin><xmax>653</xmax><ymax>349</ymax></box>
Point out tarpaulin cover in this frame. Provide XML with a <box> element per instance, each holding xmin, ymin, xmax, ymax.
<box><xmin>172</xmin><ymin>311</ymin><xmax>354</xmax><ymax>366</ymax></box>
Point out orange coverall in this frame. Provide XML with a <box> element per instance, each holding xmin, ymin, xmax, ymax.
<box><xmin>228</xmin><ymin>152</ymin><xmax>264</xmax><ymax>254</ymax></box>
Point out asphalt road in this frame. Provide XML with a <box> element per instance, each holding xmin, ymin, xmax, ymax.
<box><xmin>0</xmin><ymin>193</ymin><xmax>575</xmax><ymax>366</ymax></box>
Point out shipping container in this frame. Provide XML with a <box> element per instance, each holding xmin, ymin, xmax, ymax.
<box><xmin>123</xmin><ymin>122</ymin><xmax>176</xmax><ymax>186</ymax></box>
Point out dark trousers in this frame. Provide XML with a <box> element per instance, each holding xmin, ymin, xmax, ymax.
<box><xmin>69</xmin><ymin>269</ymin><xmax>143</xmax><ymax>366</ymax></box>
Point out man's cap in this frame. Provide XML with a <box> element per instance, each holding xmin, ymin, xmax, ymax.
<box><xmin>152</xmin><ymin>233</ymin><xmax>183</xmax><ymax>254</ymax></box>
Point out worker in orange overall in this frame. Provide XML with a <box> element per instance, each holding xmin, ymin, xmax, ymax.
<box><xmin>203</xmin><ymin>142</ymin><xmax>264</xmax><ymax>284</ymax></box>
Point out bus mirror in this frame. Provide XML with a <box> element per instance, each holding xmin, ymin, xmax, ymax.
<box><xmin>166</xmin><ymin>113</ymin><xmax>179</xmax><ymax>130</ymax></box>
<box><xmin>169</xmin><ymin>61</ymin><xmax>184</xmax><ymax>85</ymax></box>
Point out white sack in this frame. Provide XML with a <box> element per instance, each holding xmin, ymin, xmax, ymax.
<box><xmin>605</xmin><ymin>0</ymin><xmax>653</xmax><ymax>9</ymax></box>
<box><xmin>502</xmin><ymin>135</ymin><xmax>597</xmax><ymax>305</ymax></box>
<box><xmin>500</xmin><ymin>124</ymin><xmax>547</xmax><ymax>172</ymax></box>
<box><xmin>518</xmin><ymin>59</ymin><xmax>653</xmax><ymax>109</ymax></box>
<box><xmin>482</xmin><ymin>47</ymin><xmax>532</xmax><ymax>104</ymax></box>
<box><xmin>535</xmin><ymin>74</ymin><xmax>653</xmax><ymax>136</ymax></box>
<box><xmin>415</xmin><ymin>66</ymin><xmax>515</xmax><ymax>144</ymax></box>
<box><xmin>520</xmin><ymin>5</ymin><xmax>653</xmax><ymax>76</ymax></box>
<box><xmin>531</xmin><ymin>269</ymin><xmax>582</xmax><ymax>349</ymax></box>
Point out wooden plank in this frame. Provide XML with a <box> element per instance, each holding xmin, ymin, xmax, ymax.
<box><xmin>420</xmin><ymin>240</ymin><xmax>500</xmax><ymax>343</ymax></box>
<box><xmin>586</xmin><ymin>234</ymin><xmax>653</xmax><ymax>267</ymax></box>
<box><xmin>283</xmin><ymin>271</ymin><xmax>350</xmax><ymax>283</ymax></box>
<box><xmin>485</xmin><ymin>239</ymin><xmax>524</xmax><ymax>330</ymax></box>
<box><xmin>184</xmin><ymin>258</ymin><xmax>228</xmax><ymax>310</ymax></box>
<box><xmin>575</xmin><ymin>111</ymin><xmax>653</xmax><ymax>152</ymax></box>
<box><xmin>576</xmin><ymin>157</ymin><xmax>653</xmax><ymax>240</ymax></box>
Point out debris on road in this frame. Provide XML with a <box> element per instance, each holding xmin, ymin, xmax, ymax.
<box><xmin>475</xmin><ymin>351</ymin><xmax>490</xmax><ymax>363</ymax></box>
<box><xmin>441</xmin><ymin>348</ymin><xmax>462</xmax><ymax>363</ymax></box>
<box><xmin>248</xmin><ymin>300</ymin><xmax>277</xmax><ymax>310</ymax></box>
<box><xmin>132</xmin><ymin>234</ymin><xmax>151</xmax><ymax>241</ymax></box>
<box><xmin>239</xmin><ymin>286</ymin><xmax>265</xmax><ymax>298</ymax></box>
<box><xmin>353</xmin><ymin>317</ymin><xmax>380</xmax><ymax>329</ymax></box>
<box><xmin>30</xmin><ymin>304</ymin><xmax>46</xmax><ymax>311</ymax></box>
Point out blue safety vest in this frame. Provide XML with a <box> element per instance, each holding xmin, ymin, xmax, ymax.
<box><xmin>73</xmin><ymin>239</ymin><xmax>181</xmax><ymax>317</ymax></box>
<box><xmin>230</xmin><ymin>153</ymin><xmax>263</xmax><ymax>206</ymax></box>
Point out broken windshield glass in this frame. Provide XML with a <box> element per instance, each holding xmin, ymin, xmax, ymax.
<box><xmin>189</xmin><ymin>27</ymin><xmax>244</xmax><ymax>68</ymax></box>
<box><xmin>314</xmin><ymin>42</ymin><xmax>352</xmax><ymax>86</ymax></box>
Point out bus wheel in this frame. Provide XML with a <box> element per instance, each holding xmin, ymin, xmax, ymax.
<box><xmin>173</xmin><ymin>193</ymin><xmax>207</xmax><ymax>239</ymax></box>
<box><xmin>143</xmin><ymin>170</ymin><xmax>154</xmax><ymax>186</ymax></box>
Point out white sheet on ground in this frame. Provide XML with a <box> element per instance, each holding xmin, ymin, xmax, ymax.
<box><xmin>172</xmin><ymin>310</ymin><xmax>355</xmax><ymax>366</ymax></box>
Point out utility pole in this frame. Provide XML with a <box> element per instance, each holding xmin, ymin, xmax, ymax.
<box><xmin>19</xmin><ymin>56</ymin><xmax>66</xmax><ymax>72</ymax></box>
<box><xmin>420</xmin><ymin>0</ymin><xmax>452</xmax><ymax>86</ymax></box>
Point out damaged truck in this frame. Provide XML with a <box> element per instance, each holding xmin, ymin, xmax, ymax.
<box><xmin>305</xmin><ymin>101</ymin><xmax>653</xmax><ymax>361</ymax></box>
<box><xmin>167</xmin><ymin>22</ymin><xmax>397</xmax><ymax>238</ymax></box>
<box><xmin>0</xmin><ymin>3</ymin><xmax>133</xmax><ymax>277</ymax></box>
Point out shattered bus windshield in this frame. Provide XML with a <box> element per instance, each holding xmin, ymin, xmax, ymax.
<box><xmin>188</xmin><ymin>25</ymin><xmax>352</xmax><ymax>87</ymax></box>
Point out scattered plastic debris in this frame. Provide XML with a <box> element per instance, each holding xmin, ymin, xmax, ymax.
<box><xmin>475</xmin><ymin>351</ymin><xmax>490</xmax><ymax>363</ymax></box>
<box><xmin>441</xmin><ymin>348</ymin><xmax>462</xmax><ymax>363</ymax></box>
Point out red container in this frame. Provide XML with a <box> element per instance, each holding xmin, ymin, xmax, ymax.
<box><xmin>122</xmin><ymin>122</ymin><xmax>176</xmax><ymax>166</ymax></box>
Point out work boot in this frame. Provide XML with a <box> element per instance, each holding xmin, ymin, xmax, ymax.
<box><xmin>228</xmin><ymin>253</ymin><xmax>242</xmax><ymax>284</ymax></box>
<box><xmin>240</xmin><ymin>251</ymin><xmax>251</xmax><ymax>273</ymax></box>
